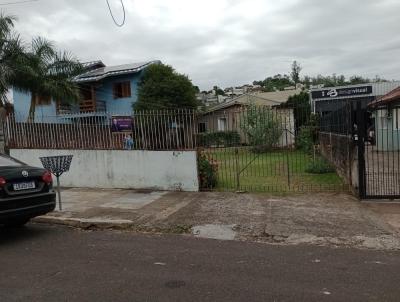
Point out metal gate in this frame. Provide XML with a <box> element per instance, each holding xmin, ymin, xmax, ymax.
<box><xmin>197</xmin><ymin>104</ymin><xmax>345</xmax><ymax>192</ymax></box>
<box><xmin>357</xmin><ymin>101</ymin><xmax>400</xmax><ymax>199</ymax></box>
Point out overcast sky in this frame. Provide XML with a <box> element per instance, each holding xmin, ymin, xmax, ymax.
<box><xmin>2</xmin><ymin>0</ymin><xmax>400</xmax><ymax>90</ymax></box>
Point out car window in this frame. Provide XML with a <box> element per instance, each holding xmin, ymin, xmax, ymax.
<box><xmin>0</xmin><ymin>155</ymin><xmax>23</xmax><ymax>167</ymax></box>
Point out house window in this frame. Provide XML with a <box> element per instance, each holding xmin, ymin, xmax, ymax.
<box><xmin>113</xmin><ymin>81</ymin><xmax>131</xmax><ymax>99</ymax></box>
<box><xmin>34</xmin><ymin>94</ymin><xmax>51</xmax><ymax>105</ymax></box>
<box><xmin>56</xmin><ymin>99</ymin><xmax>71</xmax><ymax>114</ymax></box>
<box><xmin>198</xmin><ymin>122</ymin><xmax>207</xmax><ymax>133</ymax></box>
<box><xmin>394</xmin><ymin>107</ymin><xmax>400</xmax><ymax>130</ymax></box>
<box><xmin>217</xmin><ymin>117</ymin><xmax>227</xmax><ymax>131</ymax></box>
<box><xmin>80</xmin><ymin>87</ymin><xmax>93</xmax><ymax>100</ymax></box>
<box><xmin>378</xmin><ymin>109</ymin><xmax>388</xmax><ymax>129</ymax></box>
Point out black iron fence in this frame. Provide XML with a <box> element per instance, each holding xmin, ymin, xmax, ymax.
<box><xmin>198</xmin><ymin>105</ymin><xmax>347</xmax><ymax>192</ymax></box>
<box><xmin>3</xmin><ymin>110</ymin><xmax>197</xmax><ymax>151</ymax></box>
<box><xmin>359</xmin><ymin>102</ymin><xmax>400</xmax><ymax>199</ymax></box>
<box><xmin>318</xmin><ymin>96</ymin><xmax>400</xmax><ymax>199</ymax></box>
<box><xmin>1</xmin><ymin>105</ymin><xmax>372</xmax><ymax>194</ymax></box>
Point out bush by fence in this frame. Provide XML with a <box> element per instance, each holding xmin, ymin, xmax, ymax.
<box><xmin>197</xmin><ymin>151</ymin><xmax>218</xmax><ymax>189</ymax></box>
<box><xmin>305</xmin><ymin>157</ymin><xmax>335</xmax><ymax>174</ymax></box>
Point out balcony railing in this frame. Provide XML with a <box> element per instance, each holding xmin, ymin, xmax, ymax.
<box><xmin>57</xmin><ymin>100</ymin><xmax>106</xmax><ymax>114</ymax></box>
<box><xmin>79</xmin><ymin>100</ymin><xmax>106</xmax><ymax>112</ymax></box>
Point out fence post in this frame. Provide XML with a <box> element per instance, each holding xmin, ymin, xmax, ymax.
<box><xmin>235</xmin><ymin>147</ymin><xmax>240</xmax><ymax>191</ymax></box>
<box><xmin>356</xmin><ymin>101</ymin><xmax>366</xmax><ymax>198</ymax></box>
<box><xmin>285</xmin><ymin>125</ymin><xmax>291</xmax><ymax>190</ymax></box>
<box><xmin>329</xmin><ymin>131</ymin><xmax>333</xmax><ymax>162</ymax></box>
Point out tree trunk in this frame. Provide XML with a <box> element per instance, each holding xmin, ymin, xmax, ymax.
<box><xmin>28</xmin><ymin>92</ymin><xmax>36</xmax><ymax>123</ymax></box>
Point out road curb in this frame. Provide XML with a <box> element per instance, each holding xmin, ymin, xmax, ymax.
<box><xmin>32</xmin><ymin>216</ymin><xmax>135</xmax><ymax>230</ymax></box>
<box><xmin>32</xmin><ymin>216</ymin><xmax>193</xmax><ymax>235</ymax></box>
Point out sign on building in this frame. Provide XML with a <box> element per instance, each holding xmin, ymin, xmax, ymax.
<box><xmin>311</xmin><ymin>85</ymin><xmax>372</xmax><ymax>99</ymax></box>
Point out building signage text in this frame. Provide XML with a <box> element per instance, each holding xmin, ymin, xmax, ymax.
<box><xmin>311</xmin><ymin>85</ymin><xmax>372</xmax><ymax>99</ymax></box>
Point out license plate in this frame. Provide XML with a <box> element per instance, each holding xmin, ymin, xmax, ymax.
<box><xmin>13</xmin><ymin>181</ymin><xmax>35</xmax><ymax>191</ymax></box>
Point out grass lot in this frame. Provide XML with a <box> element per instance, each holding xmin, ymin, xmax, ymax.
<box><xmin>206</xmin><ymin>148</ymin><xmax>345</xmax><ymax>192</ymax></box>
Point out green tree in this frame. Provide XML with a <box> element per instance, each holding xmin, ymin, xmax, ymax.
<box><xmin>290</xmin><ymin>60</ymin><xmax>301</xmax><ymax>87</ymax></box>
<box><xmin>134</xmin><ymin>63</ymin><xmax>198</xmax><ymax>110</ymax></box>
<box><xmin>307</xmin><ymin>74</ymin><xmax>377</xmax><ymax>87</ymax></box>
<box><xmin>0</xmin><ymin>14</ymin><xmax>24</xmax><ymax>106</ymax></box>
<box><xmin>16</xmin><ymin>37</ymin><xmax>82</xmax><ymax>121</ymax></box>
<box><xmin>348</xmin><ymin>75</ymin><xmax>370</xmax><ymax>85</ymax></box>
<box><xmin>281</xmin><ymin>91</ymin><xmax>311</xmax><ymax>130</ymax></box>
<box><xmin>213</xmin><ymin>85</ymin><xmax>225</xmax><ymax>96</ymax></box>
<box><xmin>262</xmin><ymin>74</ymin><xmax>292</xmax><ymax>91</ymax></box>
<box><xmin>240</xmin><ymin>105</ymin><xmax>282</xmax><ymax>153</ymax></box>
<box><xmin>0</xmin><ymin>14</ymin><xmax>82</xmax><ymax>119</ymax></box>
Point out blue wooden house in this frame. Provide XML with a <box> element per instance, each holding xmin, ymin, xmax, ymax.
<box><xmin>369</xmin><ymin>86</ymin><xmax>400</xmax><ymax>151</ymax></box>
<box><xmin>12</xmin><ymin>60</ymin><xmax>160</xmax><ymax>123</ymax></box>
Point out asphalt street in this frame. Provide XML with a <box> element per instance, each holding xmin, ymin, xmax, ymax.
<box><xmin>1</xmin><ymin>223</ymin><xmax>400</xmax><ymax>302</ymax></box>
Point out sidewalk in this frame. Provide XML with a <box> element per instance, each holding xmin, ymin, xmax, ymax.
<box><xmin>33</xmin><ymin>188</ymin><xmax>400</xmax><ymax>250</ymax></box>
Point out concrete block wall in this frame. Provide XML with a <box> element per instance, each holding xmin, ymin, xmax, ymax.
<box><xmin>10</xmin><ymin>149</ymin><xmax>199</xmax><ymax>192</ymax></box>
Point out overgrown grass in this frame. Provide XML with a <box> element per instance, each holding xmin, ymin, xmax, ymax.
<box><xmin>205</xmin><ymin>148</ymin><xmax>344</xmax><ymax>192</ymax></box>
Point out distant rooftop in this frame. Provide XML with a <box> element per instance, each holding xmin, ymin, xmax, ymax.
<box><xmin>205</xmin><ymin>89</ymin><xmax>303</xmax><ymax>112</ymax></box>
<box><xmin>75</xmin><ymin>60</ymin><xmax>160</xmax><ymax>83</ymax></box>
<box><xmin>369</xmin><ymin>86</ymin><xmax>400</xmax><ymax>107</ymax></box>
<box><xmin>81</xmin><ymin>60</ymin><xmax>106</xmax><ymax>70</ymax></box>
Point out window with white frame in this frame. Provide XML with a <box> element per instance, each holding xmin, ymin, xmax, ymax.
<box><xmin>393</xmin><ymin>107</ymin><xmax>400</xmax><ymax>130</ymax></box>
<box><xmin>217</xmin><ymin>117</ymin><xmax>227</xmax><ymax>131</ymax></box>
<box><xmin>378</xmin><ymin>109</ymin><xmax>388</xmax><ymax>129</ymax></box>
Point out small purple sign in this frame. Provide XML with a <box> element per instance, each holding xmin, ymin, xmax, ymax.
<box><xmin>111</xmin><ymin>116</ymin><xmax>133</xmax><ymax>132</ymax></box>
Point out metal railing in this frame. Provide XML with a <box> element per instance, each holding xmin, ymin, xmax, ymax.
<box><xmin>197</xmin><ymin>106</ymin><xmax>347</xmax><ymax>192</ymax></box>
<box><xmin>56</xmin><ymin>99</ymin><xmax>107</xmax><ymax>114</ymax></box>
<box><xmin>3</xmin><ymin>110</ymin><xmax>197</xmax><ymax>151</ymax></box>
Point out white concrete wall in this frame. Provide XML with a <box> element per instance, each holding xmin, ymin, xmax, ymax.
<box><xmin>10</xmin><ymin>149</ymin><xmax>199</xmax><ymax>192</ymax></box>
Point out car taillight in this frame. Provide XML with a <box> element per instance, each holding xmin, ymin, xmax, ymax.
<box><xmin>42</xmin><ymin>171</ymin><xmax>53</xmax><ymax>184</ymax></box>
<box><xmin>0</xmin><ymin>177</ymin><xmax>6</xmax><ymax>186</ymax></box>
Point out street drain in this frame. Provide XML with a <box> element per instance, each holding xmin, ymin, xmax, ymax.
<box><xmin>165</xmin><ymin>280</ymin><xmax>186</xmax><ymax>288</ymax></box>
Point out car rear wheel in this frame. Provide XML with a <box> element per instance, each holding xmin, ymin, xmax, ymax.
<box><xmin>4</xmin><ymin>217</ymin><xmax>30</xmax><ymax>228</ymax></box>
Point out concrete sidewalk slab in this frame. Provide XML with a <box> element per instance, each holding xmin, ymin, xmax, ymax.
<box><xmin>51</xmin><ymin>188</ymin><xmax>167</xmax><ymax>215</ymax></box>
<box><xmin>99</xmin><ymin>191</ymin><xmax>168</xmax><ymax>210</ymax></box>
<box><xmin>33</xmin><ymin>188</ymin><xmax>400</xmax><ymax>250</ymax></box>
<box><xmin>364</xmin><ymin>202</ymin><xmax>400</xmax><ymax>231</ymax></box>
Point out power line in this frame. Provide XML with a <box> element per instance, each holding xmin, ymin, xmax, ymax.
<box><xmin>105</xmin><ymin>0</ymin><xmax>125</xmax><ymax>27</ymax></box>
<box><xmin>0</xmin><ymin>0</ymin><xmax>38</xmax><ymax>6</ymax></box>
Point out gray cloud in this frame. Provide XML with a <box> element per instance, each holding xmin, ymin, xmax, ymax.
<box><xmin>2</xmin><ymin>0</ymin><xmax>400</xmax><ymax>89</ymax></box>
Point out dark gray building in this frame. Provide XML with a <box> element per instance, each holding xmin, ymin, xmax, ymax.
<box><xmin>310</xmin><ymin>82</ymin><xmax>400</xmax><ymax>134</ymax></box>
<box><xmin>310</xmin><ymin>82</ymin><xmax>400</xmax><ymax>114</ymax></box>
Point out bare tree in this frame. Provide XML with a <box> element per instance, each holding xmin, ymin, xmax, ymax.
<box><xmin>290</xmin><ymin>61</ymin><xmax>302</xmax><ymax>87</ymax></box>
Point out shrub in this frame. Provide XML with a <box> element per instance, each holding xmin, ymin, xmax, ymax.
<box><xmin>296</xmin><ymin>126</ymin><xmax>314</xmax><ymax>154</ymax></box>
<box><xmin>296</xmin><ymin>114</ymin><xmax>320</xmax><ymax>154</ymax></box>
<box><xmin>240</xmin><ymin>105</ymin><xmax>282</xmax><ymax>153</ymax></box>
<box><xmin>305</xmin><ymin>157</ymin><xmax>335</xmax><ymax>174</ymax></box>
<box><xmin>197</xmin><ymin>131</ymin><xmax>240</xmax><ymax>147</ymax></box>
<box><xmin>197</xmin><ymin>152</ymin><xmax>218</xmax><ymax>189</ymax></box>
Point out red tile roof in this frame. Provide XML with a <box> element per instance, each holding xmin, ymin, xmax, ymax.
<box><xmin>369</xmin><ymin>86</ymin><xmax>400</xmax><ymax>107</ymax></box>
